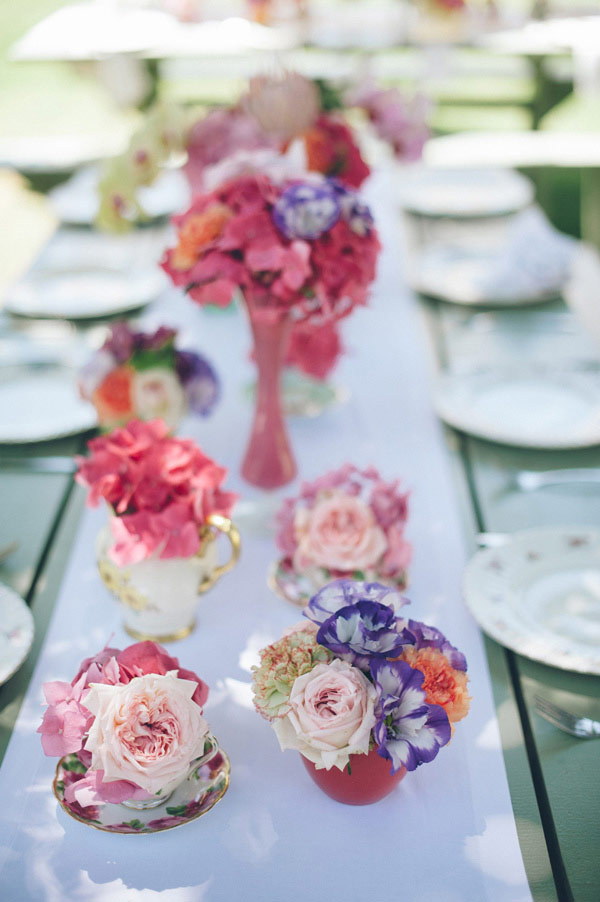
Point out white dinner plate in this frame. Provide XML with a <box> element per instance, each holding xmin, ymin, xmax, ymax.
<box><xmin>433</xmin><ymin>365</ymin><xmax>600</xmax><ymax>449</ymax></box>
<box><xmin>464</xmin><ymin>526</ymin><xmax>600</xmax><ymax>674</ymax></box>
<box><xmin>0</xmin><ymin>583</ymin><xmax>34</xmax><ymax>685</ymax></box>
<box><xmin>399</xmin><ymin>167</ymin><xmax>534</xmax><ymax>219</ymax></box>
<box><xmin>413</xmin><ymin>249</ymin><xmax>563</xmax><ymax>306</ymax></box>
<box><xmin>0</xmin><ymin>365</ymin><xmax>96</xmax><ymax>442</ymax></box>
<box><xmin>49</xmin><ymin>165</ymin><xmax>190</xmax><ymax>226</ymax></box>
<box><xmin>4</xmin><ymin>266</ymin><xmax>165</xmax><ymax>320</ymax></box>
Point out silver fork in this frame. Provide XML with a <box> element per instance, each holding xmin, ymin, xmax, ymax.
<box><xmin>534</xmin><ymin>696</ymin><xmax>600</xmax><ymax>739</ymax></box>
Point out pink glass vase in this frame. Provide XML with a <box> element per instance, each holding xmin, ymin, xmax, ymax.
<box><xmin>301</xmin><ymin>748</ymin><xmax>407</xmax><ymax>805</ymax></box>
<box><xmin>241</xmin><ymin>307</ymin><xmax>297</xmax><ymax>489</ymax></box>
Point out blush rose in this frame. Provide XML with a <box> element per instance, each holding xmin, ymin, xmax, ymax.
<box><xmin>84</xmin><ymin>672</ymin><xmax>209</xmax><ymax>795</ymax></box>
<box><xmin>272</xmin><ymin>659</ymin><xmax>376</xmax><ymax>771</ymax></box>
<box><xmin>293</xmin><ymin>492</ymin><xmax>388</xmax><ymax>573</ymax></box>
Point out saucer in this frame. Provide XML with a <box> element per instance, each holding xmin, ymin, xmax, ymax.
<box><xmin>269</xmin><ymin>557</ymin><xmax>408</xmax><ymax>608</ymax></box>
<box><xmin>463</xmin><ymin>526</ymin><xmax>600</xmax><ymax>674</ymax></box>
<box><xmin>53</xmin><ymin>746</ymin><xmax>230</xmax><ymax>833</ymax></box>
<box><xmin>0</xmin><ymin>583</ymin><xmax>34</xmax><ymax>685</ymax></box>
<box><xmin>245</xmin><ymin>369</ymin><xmax>348</xmax><ymax>418</ymax></box>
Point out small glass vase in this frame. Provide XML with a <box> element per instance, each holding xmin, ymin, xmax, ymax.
<box><xmin>241</xmin><ymin>305</ymin><xmax>297</xmax><ymax>489</ymax></box>
<box><xmin>301</xmin><ymin>748</ymin><xmax>407</xmax><ymax>805</ymax></box>
<box><xmin>97</xmin><ymin>514</ymin><xmax>241</xmax><ymax>642</ymax></box>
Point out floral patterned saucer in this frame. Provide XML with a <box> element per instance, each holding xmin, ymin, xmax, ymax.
<box><xmin>246</xmin><ymin>369</ymin><xmax>348</xmax><ymax>418</ymax></box>
<box><xmin>53</xmin><ymin>744</ymin><xmax>230</xmax><ymax>833</ymax></box>
<box><xmin>268</xmin><ymin>557</ymin><xmax>408</xmax><ymax>607</ymax></box>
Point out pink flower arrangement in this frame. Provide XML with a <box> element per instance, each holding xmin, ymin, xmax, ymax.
<box><xmin>38</xmin><ymin>641</ymin><xmax>211</xmax><ymax>808</ymax></box>
<box><xmin>161</xmin><ymin>173</ymin><xmax>380</xmax><ymax>321</ymax></box>
<box><xmin>275</xmin><ymin>464</ymin><xmax>411</xmax><ymax>594</ymax></box>
<box><xmin>75</xmin><ymin>419</ymin><xmax>236</xmax><ymax>566</ymax></box>
<box><xmin>346</xmin><ymin>82</ymin><xmax>431</xmax><ymax>163</ymax></box>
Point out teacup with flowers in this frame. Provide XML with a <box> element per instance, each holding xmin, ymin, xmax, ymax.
<box><xmin>271</xmin><ymin>464</ymin><xmax>412</xmax><ymax>605</ymax></box>
<box><xmin>75</xmin><ymin>419</ymin><xmax>240</xmax><ymax>641</ymax></box>
<box><xmin>252</xmin><ymin>579</ymin><xmax>471</xmax><ymax>805</ymax></box>
<box><xmin>39</xmin><ymin>641</ymin><xmax>230</xmax><ymax>832</ymax></box>
<box><xmin>79</xmin><ymin>322</ymin><xmax>219</xmax><ymax>432</ymax></box>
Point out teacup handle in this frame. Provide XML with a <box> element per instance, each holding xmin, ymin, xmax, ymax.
<box><xmin>197</xmin><ymin>514</ymin><xmax>241</xmax><ymax>593</ymax></box>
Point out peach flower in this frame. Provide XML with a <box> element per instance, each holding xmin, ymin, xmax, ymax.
<box><xmin>400</xmin><ymin>646</ymin><xmax>471</xmax><ymax>725</ymax></box>
<box><xmin>293</xmin><ymin>491</ymin><xmax>388</xmax><ymax>573</ymax></box>
<box><xmin>84</xmin><ymin>672</ymin><xmax>209</xmax><ymax>795</ymax></box>
<box><xmin>171</xmin><ymin>204</ymin><xmax>232</xmax><ymax>270</ymax></box>
<box><xmin>273</xmin><ymin>659</ymin><xmax>376</xmax><ymax>771</ymax></box>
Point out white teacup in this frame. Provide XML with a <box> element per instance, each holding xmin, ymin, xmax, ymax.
<box><xmin>97</xmin><ymin>514</ymin><xmax>241</xmax><ymax>641</ymax></box>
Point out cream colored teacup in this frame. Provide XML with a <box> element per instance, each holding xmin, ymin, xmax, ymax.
<box><xmin>97</xmin><ymin>514</ymin><xmax>241</xmax><ymax>641</ymax></box>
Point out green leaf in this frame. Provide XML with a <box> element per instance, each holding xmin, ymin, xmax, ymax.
<box><xmin>165</xmin><ymin>804</ymin><xmax>188</xmax><ymax>817</ymax></box>
<box><xmin>62</xmin><ymin>757</ymin><xmax>87</xmax><ymax>774</ymax></box>
<box><xmin>124</xmin><ymin>819</ymin><xmax>145</xmax><ymax>830</ymax></box>
<box><xmin>315</xmin><ymin>78</ymin><xmax>344</xmax><ymax>111</ymax></box>
<box><xmin>346</xmin><ymin>761</ymin><xmax>352</xmax><ymax>776</ymax></box>
<box><xmin>130</xmin><ymin>343</ymin><xmax>176</xmax><ymax>373</ymax></box>
<box><xmin>352</xmin><ymin>570</ymin><xmax>366</xmax><ymax>580</ymax></box>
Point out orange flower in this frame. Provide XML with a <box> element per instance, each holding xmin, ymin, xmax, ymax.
<box><xmin>93</xmin><ymin>366</ymin><xmax>134</xmax><ymax>425</ymax></box>
<box><xmin>171</xmin><ymin>203</ymin><xmax>232</xmax><ymax>271</ymax></box>
<box><xmin>400</xmin><ymin>646</ymin><xmax>471</xmax><ymax>724</ymax></box>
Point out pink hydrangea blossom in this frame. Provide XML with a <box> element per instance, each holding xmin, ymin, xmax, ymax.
<box><xmin>37</xmin><ymin>674</ymin><xmax>93</xmax><ymax>757</ymax></box>
<box><xmin>75</xmin><ymin>419</ymin><xmax>236</xmax><ymax>565</ymax></box>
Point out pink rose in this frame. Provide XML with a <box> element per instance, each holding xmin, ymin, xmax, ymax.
<box><xmin>116</xmin><ymin>640</ymin><xmax>209</xmax><ymax>708</ymax></box>
<box><xmin>84</xmin><ymin>672</ymin><xmax>209</xmax><ymax>795</ymax></box>
<box><xmin>272</xmin><ymin>659</ymin><xmax>376</xmax><ymax>771</ymax></box>
<box><xmin>293</xmin><ymin>492</ymin><xmax>388</xmax><ymax>573</ymax></box>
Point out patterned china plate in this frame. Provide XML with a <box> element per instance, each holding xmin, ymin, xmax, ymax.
<box><xmin>268</xmin><ymin>557</ymin><xmax>408</xmax><ymax>608</ymax></box>
<box><xmin>53</xmin><ymin>745</ymin><xmax>230</xmax><ymax>833</ymax></box>
<box><xmin>463</xmin><ymin>526</ymin><xmax>600</xmax><ymax>674</ymax></box>
<box><xmin>0</xmin><ymin>583</ymin><xmax>34</xmax><ymax>685</ymax></box>
<box><xmin>245</xmin><ymin>369</ymin><xmax>348</xmax><ymax>418</ymax></box>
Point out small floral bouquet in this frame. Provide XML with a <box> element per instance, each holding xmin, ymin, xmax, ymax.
<box><xmin>75</xmin><ymin>419</ymin><xmax>236</xmax><ymax>567</ymax></box>
<box><xmin>79</xmin><ymin>323</ymin><xmax>219</xmax><ymax>431</ymax></box>
<box><xmin>252</xmin><ymin>580</ymin><xmax>471</xmax><ymax>791</ymax></box>
<box><xmin>161</xmin><ymin>172</ymin><xmax>380</xmax><ymax>319</ymax></box>
<box><xmin>38</xmin><ymin>641</ymin><xmax>212</xmax><ymax>815</ymax></box>
<box><xmin>273</xmin><ymin>465</ymin><xmax>411</xmax><ymax>603</ymax></box>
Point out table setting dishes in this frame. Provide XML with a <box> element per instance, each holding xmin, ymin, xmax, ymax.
<box><xmin>399</xmin><ymin>166</ymin><xmax>534</xmax><ymax>220</ymax></box>
<box><xmin>269</xmin><ymin>464</ymin><xmax>411</xmax><ymax>605</ymax></box>
<box><xmin>463</xmin><ymin>525</ymin><xmax>600</xmax><ymax>674</ymax></box>
<box><xmin>533</xmin><ymin>696</ymin><xmax>600</xmax><ymax>739</ymax></box>
<box><xmin>513</xmin><ymin>469</ymin><xmax>600</xmax><ymax>492</ymax></box>
<box><xmin>79</xmin><ymin>322</ymin><xmax>219</xmax><ymax>431</ymax></box>
<box><xmin>76</xmin><ymin>419</ymin><xmax>240</xmax><ymax>641</ymax></box>
<box><xmin>0</xmin><ymin>363</ymin><xmax>97</xmax><ymax>444</ymax></box>
<box><xmin>0</xmin><ymin>583</ymin><xmax>34</xmax><ymax>686</ymax></box>
<box><xmin>4</xmin><ymin>265</ymin><xmax>165</xmax><ymax>320</ymax></box>
<box><xmin>252</xmin><ymin>579</ymin><xmax>471</xmax><ymax>805</ymax></box>
<box><xmin>433</xmin><ymin>362</ymin><xmax>600</xmax><ymax>450</ymax></box>
<box><xmin>39</xmin><ymin>640</ymin><xmax>230</xmax><ymax>832</ymax></box>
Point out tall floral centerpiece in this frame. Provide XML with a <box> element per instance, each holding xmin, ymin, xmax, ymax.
<box><xmin>161</xmin><ymin>173</ymin><xmax>380</xmax><ymax>488</ymax></box>
<box><xmin>75</xmin><ymin>419</ymin><xmax>240</xmax><ymax>640</ymax></box>
<box><xmin>38</xmin><ymin>641</ymin><xmax>230</xmax><ymax>832</ymax></box>
<box><xmin>252</xmin><ymin>580</ymin><xmax>471</xmax><ymax>805</ymax></box>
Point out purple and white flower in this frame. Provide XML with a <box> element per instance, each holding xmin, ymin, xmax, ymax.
<box><xmin>334</xmin><ymin>184</ymin><xmax>375</xmax><ymax>237</ymax></box>
<box><xmin>305</xmin><ymin>578</ymin><xmax>410</xmax><ymax>627</ymax></box>
<box><xmin>371</xmin><ymin>659</ymin><xmax>451</xmax><ymax>773</ymax></box>
<box><xmin>272</xmin><ymin>182</ymin><xmax>340</xmax><ymax>240</ymax></box>
<box><xmin>316</xmin><ymin>600</ymin><xmax>411</xmax><ymax>671</ymax></box>
<box><xmin>175</xmin><ymin>350</ymin><xmax>220</xmax><ymax>417</ymax></box>
<box><xmin>404</xmin><ymin>620</ymin><xmax>467</xmax><ymax>672</ymax></box>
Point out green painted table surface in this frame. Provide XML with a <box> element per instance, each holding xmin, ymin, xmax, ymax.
<box><xmin>1</xmin><ymin>239</ymin><xmax>599</xmax><ymax>902</ymax></box>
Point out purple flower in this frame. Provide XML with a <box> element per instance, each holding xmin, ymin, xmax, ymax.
<box><xmin>404</xmin><ymin>620</ymin><xmax>467</xmax><ymax>672</ymax></box>
<box><xmin>272</xmin><ymin>182</ymin><xmax>341</xmax><ymax>240</ymax></box>
<box><xmin>332</xmin><ymin>182</ymin><xmax>375</xmax><ymax>236</ymax></box>
<box><xmin>371</xmin><ymin>659</ymin><xmax>451</xmax><ymax>773</ymax></box>
<box><xmin>316</xmin><ymin>600</ymin><xmax>411</xmax><ymax>671</ymax></box>
<box><xmin>175</xmin><ymin>350</ymin><xmax>220</xmax><ymax>416</ymax></box>
<box><xmin>305</xmin><ymin>578</ymin><xmax>410</xmax><ymax>626</ymax></box>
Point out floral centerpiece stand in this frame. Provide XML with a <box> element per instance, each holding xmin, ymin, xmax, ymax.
<box><xmin>252</xmin><ymin>580</ymin><xmax>471</xmax><ymax>805</ymax></box>
<box><xmin>162</xmin><ymin>174</ymin><xmax>380</xmax><ymax>489</ymax></box>
<box><xmin>38</xmin><ymin>641</ymin><xmax>230</xmax><ymax>833</ymax></box>
<box><xmin>76</xmin><ymin>419</ymin><xmax>240</xmax><ymax>641</ymax></box>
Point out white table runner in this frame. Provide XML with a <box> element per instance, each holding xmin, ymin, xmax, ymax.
<box><xmin>0</xmin><ymin>167</ymin><xmax>532</xmax><ymax>902</ymax></box>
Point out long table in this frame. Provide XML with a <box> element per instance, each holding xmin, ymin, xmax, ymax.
<box><xmin>0</xmin><ymin>165</ymin><xmax>598</xmax><ymax>901</ymax></box>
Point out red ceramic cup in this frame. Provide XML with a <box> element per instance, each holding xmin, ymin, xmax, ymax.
<box><xmin>301</xmin><ymin>748</ymin><xmax>407</xmax><ymax>805</ymax></box>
